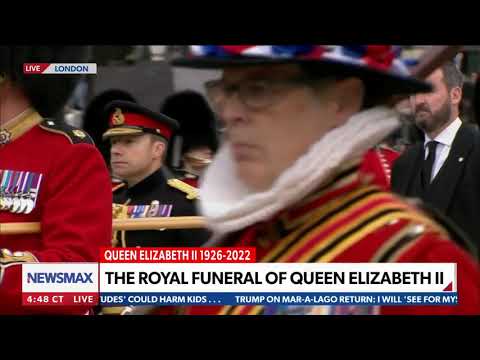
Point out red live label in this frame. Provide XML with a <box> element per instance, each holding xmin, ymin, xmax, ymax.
<box><xmin>23</xmin><ymin>63</ymin><xmax>50</xmax><ymax>74</ymax></box>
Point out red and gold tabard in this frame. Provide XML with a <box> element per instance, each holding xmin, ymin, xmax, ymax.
<box><xmin>360</xmin><ymin>146</ymin><xmax>400</xmax><ymax>190</ymax></box>
<box><xmin>184</xmin><ymin>161</ymin><xmax>480</xmax><ymax>315</ymax></box>
<box><xmin>0</xmin><ymin>110</ymin><xmax>112</xmax><ymax>315</ymax></box>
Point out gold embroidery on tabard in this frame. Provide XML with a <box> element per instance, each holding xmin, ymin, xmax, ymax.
<box><xmin>293</xmin><ymin>207</ymin><xmax>409</xmax><ymax>263</ymax></box>
<box><xmin>231</xmin><ymin>306</ymin><xmax>247</xmax><ymax>315</ymax></box>
<box><xmin>291</xmin><ymin>171</ymin><xmax>359</xmax><ymax>213</ymax></box>
<box><xmin>269</xmin><ymin>192</ymin><xmax>400</xmax><ymax>263</ymax></box>
<box><xmin>229</xmin><ymin>305</ymin><xmax>262</xmax><ymax>316</ymax></box>
<box><xmin>302</xmin><ymin>210</ymin><xmax>447</xmax><ymax>264</ymax></box>
<box><xmin>284</xmin><ymin>185</ymin><xmax>379</xmax><ymax>231</ymax></box>
<box><xmin>221</xmin><ymin>215</ymin><xmax>403</xmax><ymax>315</ymax></box>
<box><xmin>218</xmin><ymin>203</ymin><xmax>408</xmax><ymax>315</ymax></box>
<box><xmin>386</xmin><ymin>236</ymin><xmax>426</xmax><ymax>263</ymax></box>
<box><xmin>307</xmin><ymin>212</ymin><xmax>410</xmax><ymax>263</ymax></box>
<box><xmin>218</xmin><ymin>305</ymin><xmax>234</xmax><ymax>315</ymax></box>
<box><xmin>218</xmin><ymin>199</ymin><xmax>447</xmax><ymax>315</ymax></box>
<box><xmin>378</xmin><ymin>214</ymin><xmax>451</xmax><ymax>263</ymax></box>
<box><xmin>370</xmin><ymin>223</ymin><xmax>425</xmax><ymax>262</ymax></box>
<box><xmin>260</xmin><ymin>187</ymin><xmax>383</xmax><ymax>263</ymax></box>
<box><xmin>221</xmin><ymin>210</ymin><xmax>408</xmax><ymax>315</ymax></box>
<box><xmin>247</xmin><ymin>306</ymin><xmax>264</xmax><ymax>315</ymax></box>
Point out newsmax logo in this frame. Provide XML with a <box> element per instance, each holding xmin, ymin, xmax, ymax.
<box><xmin>27</xmin><ymin>272</ymin><xmax>94</xmax><ymax>284</ymax></box>
<box><xmin>23</xmin><ymin>63</ymin><xmax>97</xmax><ymax>74</ymax></box>
<box><xmin>22</xmin><ymin>263</ymin><xmax>98</xmax><ymax>293</ymax></box>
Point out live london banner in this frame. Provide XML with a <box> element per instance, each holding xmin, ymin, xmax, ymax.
<box><xmin>21</xmin><ymin>248</ymin><xmax>457</xmax><ymax>308</ymax></box>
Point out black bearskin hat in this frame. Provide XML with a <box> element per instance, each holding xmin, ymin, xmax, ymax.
<box><xmin>160</xmin><ymin>90</ymin><xmax>219</xmax><ymax>169</ymax></box>
<box><xmin>0</xmin><ymin>46</ymin><xmax>90</xmax><ymax>118</ymax></box>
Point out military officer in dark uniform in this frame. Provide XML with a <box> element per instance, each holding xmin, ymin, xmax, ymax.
<box><xmin>103</xmin><ymin>100</ymin><xmax>209</xmax><ymax>248</ymax></box>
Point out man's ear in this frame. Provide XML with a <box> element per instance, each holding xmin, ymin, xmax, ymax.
<box><xmin>330</xmin><ymin>78</ymin><xmax>365</xmax><ymax>125</ymax></box>
<box><xmin>152</xmin><ymin>139</ymin><xmax>166</xmax><ymax>160</ymax></box>
<box><xmin>450</xmin><ymin>86</ymin><xmax>462</xmax><ymax>106</ymax></box>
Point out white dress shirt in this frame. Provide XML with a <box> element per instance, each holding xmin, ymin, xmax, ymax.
<box><xmin>424</xmin><ymin>118</ymin><xmax>462</xmax><ymax>181</ymax></box>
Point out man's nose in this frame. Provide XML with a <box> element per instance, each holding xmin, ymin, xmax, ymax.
<box><xmin>111</xmin><ymin>142</ymin><xmax>122</xmax><ymax>155</ymax></box>
<box><xmin>219</xmin><ymin>95</ymin><xmax>248</xmax><ymax>129</ymax></box>
<box><xmin>412</xmin><ymin>92</ymin><xmax>428</xmax><ymax>106</ymax></box>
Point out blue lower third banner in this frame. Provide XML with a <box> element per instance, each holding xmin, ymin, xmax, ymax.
<box><xmin>100</xmin><ymin>292</ymin><xmax>458</xmax><ymax>306</ymax></box>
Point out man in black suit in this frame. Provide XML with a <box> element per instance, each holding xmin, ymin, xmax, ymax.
<box><xmin>392</xmin><ymin>61</ymin><xmax>480</xmax><ymax>254</ymax></box>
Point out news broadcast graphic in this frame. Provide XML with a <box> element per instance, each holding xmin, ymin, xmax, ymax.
<box><xmin>101</xmin><ymin>247</ymin><xmax>256</xmax><ymax>263</ymax></box>
<box><xmin>23</xmin><ymin>63</ymin><xmax>97</xmax><ymax>74</ymax></box>
<box><xmin>98</xmin><ymin>250</ymin><xmax>457</xmax><ymax>307</ymax></box>
<box><xmin>22</xmin><ymin>263</ymin><xmax>99</xmax><ymax>306</ymax></box>
<box><xmin>20</xmin><ymin>248</ymin><xmax>457</xmax><ymax>308</ymax></box>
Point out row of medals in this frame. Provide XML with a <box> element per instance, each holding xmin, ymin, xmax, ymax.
<box><xmin>0</xmin><ymin>170</ymin><xmax>42</xmax><ymax>214</ymax></box>
<box><xmin>113</xmin><ymin>202</ymin><xmax>174</xmax><ymax>219</ymax></box>
<box><xmin>0</xmin><ymin>191</ymin><xmax>38</xmax><ymax>214</ymax></box>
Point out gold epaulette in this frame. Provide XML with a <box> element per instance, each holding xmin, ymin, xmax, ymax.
<box><xmin>167</xmin><ymin>178</ymin><xmax>199</xmax><ymax>200</ymax></box>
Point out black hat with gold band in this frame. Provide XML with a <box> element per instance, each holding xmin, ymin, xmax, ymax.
<box><xmin>102</xmin><ymin>100</ymin><xmax>179</xmax><ymax>141</ymax></box>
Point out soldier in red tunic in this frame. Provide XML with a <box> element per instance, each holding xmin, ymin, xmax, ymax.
<box><xmin>169</xmin><ymin>45</ymin><xmax>479</xmax><ymax>315</ymax></box>
<box><xmin>0</xmin><ymin>46</ymin><xmax>112</xmax><ymax>314</ymax></box>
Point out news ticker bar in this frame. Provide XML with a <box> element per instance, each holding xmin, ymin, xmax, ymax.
<box><xmin>21</xmin><ymin>256</ymin><xmax>457</xmax><ymax>307</ymax></box>
<box><xmin>23</xmin><ymin>63</ymin><xmax>97</xmax><ymax>74</ymax></box>
<box><xmin>22</xmin><ymin>292</ymin><xmax>457</xmax><ymax>307</ymax></box>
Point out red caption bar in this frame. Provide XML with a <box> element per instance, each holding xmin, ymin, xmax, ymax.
<box><xmin>101</xmin><ymin>247</ymin><xmax>256</xmax><ymax>263</ymax></box>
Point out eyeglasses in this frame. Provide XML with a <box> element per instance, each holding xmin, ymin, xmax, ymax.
<box><xmin>204</xmin><ymin>75</ymin><xmax>322</xmax><ymax>114</ymax></box>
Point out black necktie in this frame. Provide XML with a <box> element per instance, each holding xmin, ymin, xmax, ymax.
<box><xmin>422</xmin><ymin>141</ymin><xmax>438</xmax><ymax>188</ymax></box>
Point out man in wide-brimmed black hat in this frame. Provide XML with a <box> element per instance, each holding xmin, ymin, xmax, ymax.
<box><xmin>0</xmin><ymin>46</ymin><xmax>112</xmax><ymax>315</ymax></box>
<box><xmin>171</xmin><ymin>45</ymin><xmax>479</xmax><ymax>315</ymax></box>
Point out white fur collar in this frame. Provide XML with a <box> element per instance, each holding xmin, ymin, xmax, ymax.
<box><xmin>199</xmin><ymin>106</ymin><xmax>400</xmax><ymax>240</ymax></box>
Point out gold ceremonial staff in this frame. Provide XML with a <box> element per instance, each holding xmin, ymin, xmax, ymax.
<box><xmin>0</xmin><ymin>216</ymin><xmax>207</xmax><ymax>235</ymax></box>
<box><xmin>0</xmin><ymin>46</ymin><xmax>464</xmax><ymax>236</ymax></box>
